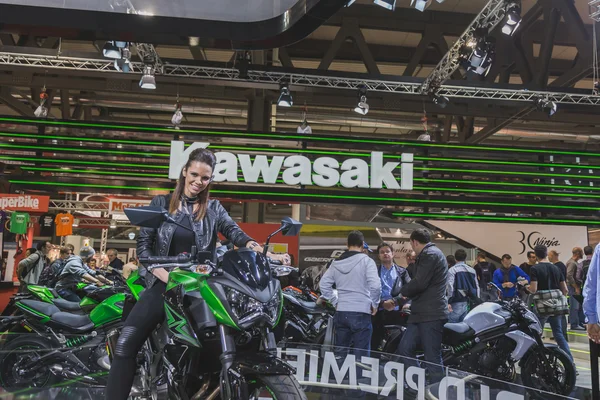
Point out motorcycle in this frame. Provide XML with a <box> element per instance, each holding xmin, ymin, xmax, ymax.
<box><xmin>119</xmin><ymin>205</ymin><xmax>307</xmax><ymax>400</ymax></box>
<box><xmin>383</xmin><ymin>281</ymin><xmax>576</xmax><ymax>399</ymax></box>
<box><xmin>0</xmin><ymin>271</ymin><xmax>144</xmax><ymax>389</ymax></box>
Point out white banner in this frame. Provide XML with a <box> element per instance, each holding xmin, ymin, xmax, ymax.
<box><xmin>425</xmin><ymin>220</ymin><xmax>588</xmax><ymax>260</ymax></box>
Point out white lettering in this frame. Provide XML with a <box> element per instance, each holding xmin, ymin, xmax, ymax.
<box><xmin>282</xmin><ymin>156</ymin><xmax>312</xmax><ymax>185</ymax></box>
<box><xmin>401</xmin><ymin>153</ymin><xmax>414</xmax><ymax>190</ymax></box>
<box><xmin>371</xmin><ymin>152</ymin><xmax>400</xmax><ymax>189</ymax></box>
<box><xmin>214</xmin><ymin>152</ymin><xmax>239</xmax><ymax>182</ymax></box>
<box><xmin>406</xmin><ymin>366</ymin><xmax>425</xmax><ymax>400</ymax></box>
<box><xmin>0</xmin><ymin>195</ymin><xmax>44</xmax><ymax>211</ymax></box>
<box><xmin>358</xmin><ymin>356</ymin><xmax>379</xmax><ymax>394</ymax></box>
<box><xmin>168</xmin><ymin>141</ymin><xmax>210</xmax><ymax>179</ymax></box>
<box><xmin>312</xmin><ymin>157</ymin><xmax>340</xmax><ymax>187</ymax></box>
<box><xmin>321</xmin><ymin>351</ymin><xmax>357</xmax><ymax>388</ymax></box>
<box><xmin>439</xmin><ymin>376</ymin><xmax>465</xmax><ymax>400</ymax></box>
<box><xmin>284</xmin><ymin>348</ymin><xmax>306</xmax><ymax>384</ymax></box>
<box><xmin>340</xmin><ymin>158</ymin><xmax>369</xmax><ymax>188</ymax></box>
<box><xmin>238</xmin><ymin>154</ymin><xmax>284</xmax><ymax>184</ymax></box>
<box><xmin>496</xmin><ymin>392</ymin><xmax>524</xmax><ymax>400</ymax></box>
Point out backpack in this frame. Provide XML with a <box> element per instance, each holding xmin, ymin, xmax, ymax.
<box><xmin>17</xmin><ymin>253</ymin><xmax>40</xmax><ymax>280</ymax></box>
<box><xmin>38</xmin><ymin>258</ymin><xmax>68</xmax><ymax>288</ymax></box>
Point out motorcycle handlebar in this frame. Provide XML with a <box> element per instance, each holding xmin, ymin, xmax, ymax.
<box><xmin>139</xmin><ymin>254</ymin><xmax>193</xmax><ymax>265</ymax></box>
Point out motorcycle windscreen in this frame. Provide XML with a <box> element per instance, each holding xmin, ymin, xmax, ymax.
<box><xmin>221</xmin><ymin>249</ymin><xmax>270</xmax><ymax>291</ymax></box>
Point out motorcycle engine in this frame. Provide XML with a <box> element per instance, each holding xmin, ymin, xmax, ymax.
<box><xmin>478</xmin><ymin>337</ymin><xmax>516</xmax><ymax>380</ymax></box>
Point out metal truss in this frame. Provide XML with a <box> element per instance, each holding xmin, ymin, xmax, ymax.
<box><xmin>591</xmin><ymin>0</ymin><xmax>600</xmax><ymax>22</ymax></box>
<box><xmin>1</xmin><ymin>51</ymin><xmax>600</xmax><ymax>106</ymax></box>
<box><xmin>420</xmin><ymin>0</ymin><xmax>510</xmax><ymax>94</ymax></box>
<box><xmin>49</xmin><ymin>200</ymin><xmax>108</xmax><ymax>212</ymax></box>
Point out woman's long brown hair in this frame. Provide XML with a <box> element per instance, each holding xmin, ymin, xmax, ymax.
<box><xmin>169</xmin><ymin>148</ymin><xmax>216</xmax><ymax>221</ymax></box>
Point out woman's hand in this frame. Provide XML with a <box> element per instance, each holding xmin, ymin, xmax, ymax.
<box><xmin>269</xmin><ymin>253</ymin><xmax>291</xmax><ymax>266</ymax></box>
<box><xmin>153</xmin><ymin>268</ymin><xmax>170</xmax><ymax>284</ymax></box>
<box><xmin>245</xmin><ymin>240</ymin><xmax>264</xmax><ymax>253</ymax></box>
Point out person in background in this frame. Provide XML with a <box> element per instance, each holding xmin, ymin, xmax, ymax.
<box><xmin>107</xmin><ymin>248</ymin><xmax>124</xmax><ymax>273</ymax></box>
<box><xmin>396</xmin><ymin>229</ymin><xmax>448</xmax><ymax>380</ymax></box>
<box><xmin>55</xmin><ymin>246</ymin><xmax>113</xmax><ymax>301</ymax></box>
<box><xmin>446</xmin><ymin>255</ymin><xmax>456</xmax><ymax>269</ymax></box>
<box><xmin>88</xmin><ymin>258</ymin><xmax>97</xmax><ymax>270</ymax></box>
<box><xmin>122</xmin><ymin>257</ymin><xmax>139</xmax><ymax>279</ymax></box>
<box><xmin>406</xmin><ymin>251</ymin><xmax>417</xmax><ymax>279</ymax></box>
<box><xmin>447</xmin><ymin>249</ymin><xmax>478</xmax><ymax>323</ymax></box>
<box><xmin>566</xmin><ymin>247</ymin><xmax>585</xmax><ymax>331</ymax></box>
<box><xmin>18</xmin><ymin>241</ymin><xmax>51</xmax><ymax>288</ymax></box>
<box><xmin>519</xmin><ymin>251</ymin><xmax>537</xmax><ymax>276</ymax></box>
<box><xmin>549</xmin><ymin>249</ymin><xmax>569</xmax><ymax>342</ymax></box>
<box><xmin>493</xmin><ymin>254</ymin><xmax>529</xmax><ymax>300</ymax></box>
<box><xmin>583</xmin><ymin>244</ymin><xmax>600</xmax><ymax>343</ymax></box>
<box><xmin>65</xmin><ymin>243</ymin><xmax>75</xmax><ymax>256</ymax></box>
<box><xmin>528</xmin><ymin>245</ymin><xmax>573</xmax><ymax>361</ymax></box>
<box><xmin>318</xmin><ymin>230</ymin><xmax>380</xmax><ymax>359</ymax></box>
<box><xmin>371</xmin><ymin>242</ymin><xmax>411</xmax><ymax>351</ymax></box>
<box><xmin>474</xmin><ymin>252</ymin><xmax>497</xmax><ymax>302</ymax></box>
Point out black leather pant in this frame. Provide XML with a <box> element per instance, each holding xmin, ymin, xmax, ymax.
<box><xmin>105</xmin><ymin>281</ymin><xmax>166</xmax><ymax>400</ymax></box>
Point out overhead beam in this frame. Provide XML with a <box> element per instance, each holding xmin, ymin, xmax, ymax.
<box><xmin>0</xmin><ymin>86</ymin><xmax>35</xmax><ymax>116</ymax></box>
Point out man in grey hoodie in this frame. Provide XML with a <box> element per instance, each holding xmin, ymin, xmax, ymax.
<box><xmin>318</xmin><ymin>230</ymin><xmax>381</xmax><ymax>358</ymax></box>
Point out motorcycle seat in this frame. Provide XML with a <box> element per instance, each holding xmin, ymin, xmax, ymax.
<box><xmin>52</xmin><ymin>298</ymin><xmax>82</xmax><ymax>312</ymax></box>
<box><xmin>443</xmin><ymin>322</ymin><xmax>475</xmax><ymax>347</ymax></box>
<box><xmin>19</xmin><ymin>299</ymin><xmax>61</xmax><ymax>317</ymax></box>
<box><xmin>49</xmin><ymin>312</ymin><xmax>94</xmax><ymax>333</ymax></box>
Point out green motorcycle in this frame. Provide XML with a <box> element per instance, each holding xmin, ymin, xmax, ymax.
<box><xmin>0</xmin><ymin>271</ymin><xmax>145</xmax><ymax>389</ymax></box>
<box><xmin>119</xmin><ymin>206</ymin><xmax>306</xmax><ymax>400</ymax></box>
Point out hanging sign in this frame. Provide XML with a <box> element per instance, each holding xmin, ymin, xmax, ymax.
<box><xmin>0</xmin><ymin>194</ymin><xmax>49</xmax><ymax>212</ymax></box>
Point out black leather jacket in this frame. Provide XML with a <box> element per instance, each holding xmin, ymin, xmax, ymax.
<box><xmin>137</xmin><ymin>194</ymin><xmax>253</xmax><ymax>287</ymax></box>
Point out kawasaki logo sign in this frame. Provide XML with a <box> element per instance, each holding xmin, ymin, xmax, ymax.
<box><xmin>169</xmin><ymin>141</ymin><xmax>413</xmax><ymax>190</ymax></box>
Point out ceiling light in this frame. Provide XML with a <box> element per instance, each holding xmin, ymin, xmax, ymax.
<box><xmin>373</xmin><ymin>0</ymin><xmax>396</xmax><ymax>10</ymax></box>
<box><xmin>502</xmin><ymin>3</ymin><xmax>522</xmax><ymax>36</ymax></box>
<box><xmin>102</xmin><ymin>41</ymin><xmax>121</xmax><ymax>59</ymax></box>
<box><xmin>34</xmin><ymin>104</ymin><xmax>48</xmax><ymax>118</ymax></box>
<box><xmin>433</xmin><ymin>94</ymin><xmax>449</xmax><ymax>108</ymax></box>
<box><xmin>277</xmin><ymin>81</ymin><xmax>293</xmax><ymax>107</ymax></box>
<box><xmin>465</xmin><ymin>36</ymin><xmax>495</xmax><ymax>77</ymax></box>
<box><xmin>534</xmin><ymin>97</ymin><xmax>557</xmax><ymax>116</ymax></box>
<box><xmin>139</xmin><ymin>65</ymin><xmax>156</xmax><ymax>90</ymax></box>
<box><xmin>354</xmin><ymin>86</ymin><xmax>369</xmax><ymax>115</ymax></box>
<box><xmin>410</xmin><ymin>0</ymin><xmax>431</xmax><ymax>12</ymax></box>
<box><xmin>109</xmin><ymin>219</ymin><xmax>117</xmax><ymax>229</ymax></box>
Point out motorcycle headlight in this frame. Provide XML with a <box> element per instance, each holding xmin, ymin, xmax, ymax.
<box><xmin>223</xmin><ymin>287</ymin><xmax>281</xmax><ymax>328</ymax></box>
<box><xmin>524</xmin><ymin>309</ymin><xmax>542</xmax><ymax>334</ymax></box>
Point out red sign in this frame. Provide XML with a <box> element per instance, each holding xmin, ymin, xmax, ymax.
<box><xmin>0</xmin><ymin>194</ymin><xmax>49</xmax><ymax>212</ymax></box>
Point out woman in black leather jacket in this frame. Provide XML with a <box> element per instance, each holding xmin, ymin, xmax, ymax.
<box><xmin>106</xmin><ymin>148</ymin><xmax>289</xmax><ymax>399</ymax></box>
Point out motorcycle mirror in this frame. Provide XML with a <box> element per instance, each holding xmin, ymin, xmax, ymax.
<box><xmin>124</xmin><ymin>206</ymin><xmax>194</xmax><ymax>232</ymax></box>
<box><xmin>280</xmin><ymin>217</ymin><xmax>302</xmax><ymax>237</ymax></box>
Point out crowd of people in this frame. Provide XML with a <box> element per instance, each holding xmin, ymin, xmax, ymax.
<box><xmin>315</xmin><ymin>228</ymin><xmax>599</xmax><ymax>378</ymax></box>
<box><xmin>17</xmin><ymin>243</ymin><xmax>139</xmax><ymax>301</ymax></box>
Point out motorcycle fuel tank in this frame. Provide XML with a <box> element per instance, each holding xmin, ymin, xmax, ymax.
<box><xmin>463</xmin><ymin>302</ymin><xmax>511</xmax><ymax>334</ymax></box>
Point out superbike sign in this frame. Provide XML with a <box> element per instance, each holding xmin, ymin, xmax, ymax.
<box><xmin>0</xmin><ymin>194</ymin><xmax>49</xmax><ymax>212</ymax></box>
<box><xmin>169</xmin><ymin>141</ymin><xmax>414</xmax><ymax>190</ymax></box>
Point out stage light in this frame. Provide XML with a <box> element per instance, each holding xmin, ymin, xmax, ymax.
<box><xmin>139</xmin><ymin>65</ymin><xmax>156</xmax><ymax>90</ymax></box>
<box><xmin>433</xmin><ymin>94</ymin><xmax>449</xmax><ymax>108</ymax></box>
<box><xmin>277</xmin><ymin>81</ymin><xmax>293</xmax><ymax>107</ymax></box>
<box><xmin>502</xmin><ymin>2</ymin><xmax>522</xmax><ymax>36</ymax></box>
<box><xmin>535</xmin><ymin>97</ymin><xmax>557</xmax><ymax>116</ymax></box>
<box><xmin>374</xmin><ymin>0</ymin><xmax>396</xmax><ymax>10</ymax></box>
<box><xmin>354</xmin><ymin>86</ymin><xmax>369</xmax><ymax>115</ymax></box>
<box><xmin>102</xmin><ymin>41</ymin><xmax>121</xmax><ymax>59</ymax></box>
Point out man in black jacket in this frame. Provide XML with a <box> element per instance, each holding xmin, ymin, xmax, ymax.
<box><xmin>396</xmin><ymin>229</ymin><xmax>448</xmax><ymax>379</ymax></box>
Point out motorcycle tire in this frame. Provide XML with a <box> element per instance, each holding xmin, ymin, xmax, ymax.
<box><xmin>247</xmin><ymin>374</ymin><xmax>307</xmax><ymax>400</ymax></box>
<box><xmin>521</xmin><ymin>346</ymin><xmax>576</xmax><ymax>399</ymax></box>
<box><xmin>0</xmin><ymin>335</ymin><xmax>58</xmax><ymax>390</ymax></box>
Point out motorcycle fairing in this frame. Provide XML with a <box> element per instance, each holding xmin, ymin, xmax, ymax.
<box><xmin>504</xmin><ymin>331</ymin><xmax>536</xmax><ymax>361</ymax></box>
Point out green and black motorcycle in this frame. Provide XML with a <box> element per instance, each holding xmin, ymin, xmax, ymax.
<box><xmin>0</xmin><ymin>271</ymin><xmax>145</xmax><ymax>389</ymax></box>
<box><xmin>118</xmin><ymin>206</ymin><xmax>306</xmax><ymax>400</ymax></box>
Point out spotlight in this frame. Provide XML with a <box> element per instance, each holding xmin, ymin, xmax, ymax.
<box><xmin>354</xmin><ymin>86</ymin><xmax>369</xmax><ymax>115</ymax></box>
<box><xmin>432</xmin><ymin>94</ymin><xmax>449</xmax><ymax>108</ymax></box>
<box><xmin>465</xmin><ymin>35</ymin><xmax>495</xmax><ymax>77</ymax></box>
<box><xmin>502</xmin><ymin>2</ymin><xmax>522</xmax><ymax>36</ymax></box>
<box><xmin>172</xmin><ymin>102</ymin><xmax>183</xmax><ymax>129</ymax></box>
<box><xmin>373</xmin><ymin>0</ymin><xmax>396</xmax><ymax>10</ymax></box>
<box><xmin>122</xmin><ymin>47</ymin><xmax>131</xmax><ymax>62</ymax></box>
<box><xmin>139</xmin><ymin>65</ymin><xmax>156</xmax><ymax>90</ymax></box>
<box><xmin>534</xmin><ymin>97</ymin><xmax>557</xmax><ymax>116</ymax></box>
<box><xmin>114</xmin><ymin>41</ymin><xmax>128</xmax><ymax>48</ymax></box>
<box><xmin>72</xmin><ymin>218</ymin><xmax>80</xmax><ymax>228</ymax></box>
<box><xmin>109</xmin><ymin>219</ymin><xmax>117</xmax><ymax>229</ymax></box>
<box><xmin>277</xmin><ymin>81</ymin><xmax>293</xmax><ymax>107</ymax></box>
<box><xmin>410</xmin><ymin>0</ymin><xmax>432</xmax><ymax>12</ymax></box>
<box><xmin>417</xmin><ymin>132</ymin><xmax>432</xmax><ymax>141</ymax></box>
<box><xmin>34</xmin><ymin>104</ymin><xmax>48</xmax><ymax>118</ymax></box>
<box><xmin>102</xmin><ymin>41</ymin><xmax>121</xmax><ymax>59</ymax></box>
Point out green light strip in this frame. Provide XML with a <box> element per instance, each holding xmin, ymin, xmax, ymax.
<box><xmin>0</xmin><ymin>155</ymin><xmax>168</xmax><ymax>169</ymax></box>
<box><xmin>0</xmin><ymin>143</ymin><xmax>169</xmax><ymax>157</ymax></box>
<box><xmin>21</xmin><ymin>167</ymin><xmax>166</xmax><ymax>178</ymax></box>
<box><xmin>0</xmin><ymin>131</ymin><xmax>169</xmax><ymax>146</ymax></box>
<box><xmin>391</xmin><ymin>212</ymin><xmax>600</xmax><ymax>226</ymax></box>
<box><xmin>3</xmin><ymin>116</ymin><xmax>599</xmax><ymax>158</ymax></box>
<box><xmin>415</xmin><ymin>156</ymin><xmax>600</xmax><ymax>170</ymax></box>
<box><xmin>415</xmin><ymin>177</ymin><xmax>600</xmax><ymax>192</ymax></box>
<box><xmin>415</xmin><ymin>166</ymin><xmax>600</xmax><ymax>180</ymax></box>
<box><xmin>9</xmin><ymin>180</ymin><xmax>166</xmax><ymax>191</ymax></box>
<box><xmin>413</xmin><ymin>185</ymin><xmax>600</xmax><ymax>199</ymax></box>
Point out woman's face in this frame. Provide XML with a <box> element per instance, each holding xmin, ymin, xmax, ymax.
<box><xmin>182</xmin><ymin>161</ymin><xmax>213</xmax><ymax>197</ymax></box>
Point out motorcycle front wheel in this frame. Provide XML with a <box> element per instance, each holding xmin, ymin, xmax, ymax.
<box><xmin>521</xmin><ymin>346</ymin><xmax>576</xmax><ymax>399</ymax></box>
<box><xmin>247</xmin><ymin>374</ymin><xmax>307</xmax><ymax>400</ymax></box>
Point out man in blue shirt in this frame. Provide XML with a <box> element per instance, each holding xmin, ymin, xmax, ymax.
<box><xmin>447</xmin><ymin>249</ymin><xmax>479</xmax><ymax>322</ymax></box>
<box><xmin>493</xmin><ymin>254</ymin><xmax>530</xmax><ymax>299</ymax></box>
<box><xmin>583</xmin><ymin>244</ymin><xmax>600</xmax><ymax>343</ymax></box>
<box><xmin>371</xmin><ymin>242</ymin><xmax>410</xmax><ymax>351</ymax></box>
